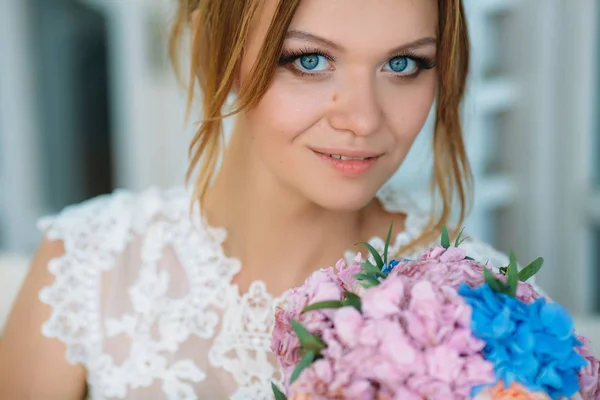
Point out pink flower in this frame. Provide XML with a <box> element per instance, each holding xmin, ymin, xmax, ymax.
<box><xmin>366</xmin><ymin>359</ymin><xmax>403</xmax><ymax>386</ymax></box>
<box><xmin>405</xmin><ymin>281</ymin><xmax>447</xmax><ymax>345</ymax></box>
<box><xmin>445</xmin><ymin>328</ymin><xmax>486</xmax><ymax>354</ymax></box>
<box><xmin>391</xmin><ymin>387</ymin><xmax>423</xmax><ymax>400</ymax></box>
<box><xmin>403</xmin><ymin>311</ymin><xmax>428</xmax><ymax>344</ymax></box>
<box><xmin>440</xmin><ymin>247</ymin><xmax>467</xmax><ymax>262</ymax></box>
<box><xmin>327</xmin><ymin>364</ymin><xmax>352</xmax><ymax>394</ymax></box>
<box><xmin>336</xmin><ymin>257</ymin><xmax>363</xmax><ymax>293</ymax></box>
<box><xmin>421</xmin><ymin>245</ymin><xmax>447</xmax><ymax>260</ymax></box>
<box><xmin>358</xmin><ymin>320</ymin><xmax>381</xmax><ymax>347</ymax></box>
<box><xmin>426</xmin><ymin>345</ymin><xmax>464</xmax><ymax>383</ymax></box>
<box><xmin>285</xmin><ymin>287</ymin><xmax>309</xmax><ymax>316</ymax></box>
<box><xmin>341</xmin><ymin>380</ymin><xmax>375</xmax><ymax>400</ymax></box>
<box><xmin>463</xmin><ymin>355</ymin><xmax>496</xmax><ymax>386</ymax></box>
<box><xmin>271</xmin><ymin>307</ymin><xmax>301</xmax><ymax>368</ymax></box>
<box><xmin>408</xmin><ymin>376</ymin><xmax>455</xmax><ymax>400</ymax></box>
<box><xmin>380</xmin><ymin>322</ymin><xmax>419</xmax><ymax>367</ymax></box>
<box><xmin>322</xmin><ymin>327</ymin><xmax>344</xmax><ymax>359</ymax></box>
<box><xmin>341</xmin><ymin>344</ymin><xmax>377</xmax><ymax>374</ymax></box>
<box><xmin>515</xmin><ymin>281</ymin><xmax>543</xmax><ymax>304</ymax></box>
<box><xmin>411</xmin><ymin>279</ymin><xmax>438</xmax><ymax>301</ymax></box>
<box><xmin>361</xmin><ymin>276</ymin><xmax>405</xmax><ymax>319</ymax></box>
<box><xmin>312</xmin><ymin>359</ymin><xmax>334</xmax><ymax>385</ymax></box>
<box><xmin>333</xmin><ymin>307</ymin><xmax>364</xmax><ymax>347</ymax></box>
<box><xmin>576</xmin><ymin>335</ymin><xmax>600</xmax><ymax>399</ymax></box>
<box><xmin>334</xmin><ymin>258</ymin><xmax>346</xmax><ymax>272</ymax></box>
<box><xmin>306</xmin><ymin>268</ymin><xmax>343</xmax><ymax>304</ymax></box>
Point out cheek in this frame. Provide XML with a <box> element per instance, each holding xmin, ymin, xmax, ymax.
<box><xmin>383</xmin><ymin>78</ymin><xmax>436</xmax><ymax>147</ymax></box>
<box><xmin>248</xmin><ymin>76</ymin><xmax>332</xmax><ymax>144</ymax></box>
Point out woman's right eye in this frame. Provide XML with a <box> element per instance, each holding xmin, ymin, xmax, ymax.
<box><xmin>279</xmin><ymin>50</ymin><xmax>334</xmax><ymax>76</ymax></box>
<box><xmin>293</xmin><ymin>54</ymin><xmax>332</xmax><ymax>72</ymax></box>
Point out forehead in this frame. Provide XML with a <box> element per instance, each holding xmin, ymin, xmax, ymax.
<box><xmin>290</xmin><ymin>0</ymin><xmax>438</xmax><ymax>41</ymax></box>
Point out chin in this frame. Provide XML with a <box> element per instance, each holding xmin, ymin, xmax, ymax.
<box><xmin>306</xmin><ymin>185</ymin><xmax>378</xmax><ymax>212</ymax></box>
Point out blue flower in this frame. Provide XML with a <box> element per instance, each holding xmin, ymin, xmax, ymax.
<box><xmin>458</xmin><ymin>283</ymin><xmax>588</xmax><ymax>399</ymax></box>
<box><xmin>381</xmin><ymin>258</ymin><xmax>411</xmax><ymax>276</ymax></box>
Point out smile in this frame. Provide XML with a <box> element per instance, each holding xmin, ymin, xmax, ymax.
<box><xmin>311</xmin><ymin>149</ymin><xmax>382</xmax><ymax>177</ymax></box>
<box><xmin>327</xmin><ymin>154</ymin><xmax>373</xmax><ymax>161</ymax></box>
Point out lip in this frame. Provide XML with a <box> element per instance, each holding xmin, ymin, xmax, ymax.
<box><xmin>311</xmin><ymin>149</ymin><xmax>381</xmax><ymax>177</ymax></box>
<box><xmin>310</xmin><ymin>148</ymin><xmax>382</xmax><ymax>159</ymax></box>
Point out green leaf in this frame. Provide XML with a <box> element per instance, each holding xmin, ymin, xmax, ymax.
<box><xmin>441</xmin><ymin>225</ymin><xmax>451</xmax><ymax>249</ymax></box>
<box><xmin>362</xmin><ymin>260</ymin><xmax>385</xmax><ymax>278</ymax></box>
<box><xmin>303</xmin><ymin>300</ymin><xmax>344</xmax><ymax>313</ymax></box>
<box><xmin>354</xmin><ymin>273</ymin><xmax>381</xmax><ymax>287</ymax></box>
<box><xmin>518</xmin><ymin>257</ymin><xmax>544</xmax><ymax>282</ymax></box>
<box><xmin>290</xmin><ymin>319</ymin><xmax>326</xmax><ymax>352</ymax></box>
<box><xmin>383</xmin><ymin>222</ymin><xmax>394</xmax><ymax>268</ymax></box>
<box><xmin>484</xmin><ymin>266</ymin><xmax>518</xmax><ymax>296</ymax></box>
<box><xmin>343</xmin><ymin>292</ymin><xmax>362</xmax><ymax>312</ymax></box>
<box><xmin>289</xmin><ymin>350</ymin><xmax>316</xmax><ymax>384</ymax></box>
<box><xmin>360</xmin><ymin>242</ymin><xmax>385</xmax><ymax>270</ymax></box>
<box><xmin>506</xmin><ymin>251</ymin><xmax>519</xmax><ymax>297</ymax></box>
<box><xmin>272</xmin><ymin>382</ymin><xmax>288</xmax><ymax>400</ymax></box>
<box><xmin>484</xmin><ymin>267</ymin><xmax>506</xmax><ymax>293</ymax></box>
<box><xmin>454</xmin><ymin>227</ymin><xmax>466</xmax><ymax>247</ymax></box>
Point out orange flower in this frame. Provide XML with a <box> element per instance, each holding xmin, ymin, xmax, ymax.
<box><xmin>485</xmin><ymin>381</ymin><xmax>550</xmax><ymax>400</ymax></box>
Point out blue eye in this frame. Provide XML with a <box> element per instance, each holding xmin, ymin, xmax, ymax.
<box><xmin>294</xmin><ymin>54</ymin><xmax>331</xmax><ymax>72</ymax></box>
<box><xmin>384</xmin><ymin>56</ymin><xmax>418</xmax><ymax>74</ymax></box>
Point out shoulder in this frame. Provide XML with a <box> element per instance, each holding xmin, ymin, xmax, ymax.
<box><xmin>36</xmin><ymin>186</ymin><xmax>194</xmax><ymax>361</ymax></box>
<box><xmin>0</xmin><ymin>238</ymin><xmax>87</xmax><ymax>398</ymax></box>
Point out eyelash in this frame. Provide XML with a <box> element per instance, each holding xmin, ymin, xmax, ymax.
<box><xmin>277</xmin><ymin>47</ymin><xmax>437</xmax><ymax>80</ymax></box>
<box><xmin>278</xmin><ymin>48</ymin><xmax>334</xmax><ymax>77</ymax></box>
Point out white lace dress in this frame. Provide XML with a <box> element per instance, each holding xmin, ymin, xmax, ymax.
<box><xmin>38</xmin><ymin>185</ymin><xmax>523</xmax><ymax>400</ymax></box>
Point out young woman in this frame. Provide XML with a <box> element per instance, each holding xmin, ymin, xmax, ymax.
<box><xmin>0</xmin><ymin>0</ymin><xmax>531</xmax><ymax>398</ymax></box>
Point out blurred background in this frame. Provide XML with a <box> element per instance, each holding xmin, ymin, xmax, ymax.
<box><xmin>0</xmin><ymin>0</ymin><xmax>598</xmax><ymax>344</ymax></box>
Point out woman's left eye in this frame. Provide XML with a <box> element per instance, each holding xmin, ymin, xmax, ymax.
<box><xmin>383</xmin><ymin>56</ymin><xmax>419</xmax><ymax>75</ymax></box>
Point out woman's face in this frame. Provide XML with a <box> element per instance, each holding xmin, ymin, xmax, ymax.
<box><xmin>238</xmin><ymin>0</ymin><xmax>438</xmax><ymax>211</ymax></box>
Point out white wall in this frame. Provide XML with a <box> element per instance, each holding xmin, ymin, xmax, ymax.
<box><xmin>502</xmin><ymin>0</ymin><xmax>598</xmax><ymax>315</ymax></box>
<box><xmin>0</xmin><ymin>0</ymin><xmax>45</xmax><ymax>252</ymax></box>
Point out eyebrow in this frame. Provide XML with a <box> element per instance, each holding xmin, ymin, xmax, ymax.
<box><xmin>284</xmin><ymin>30</ymin><xmax>437</xmax><ymax>54</ymax></box>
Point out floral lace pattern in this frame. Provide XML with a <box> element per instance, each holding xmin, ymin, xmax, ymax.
<box><xmin>38</xmin><ymin>185</ymin><xmax>530</xmax><ymax>399</ymax></box>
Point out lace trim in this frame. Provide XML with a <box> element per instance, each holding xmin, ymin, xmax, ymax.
<box><xmin>38</xmin><ymin>191</ymin><xmax>135</xmax><ymax>367</ymax></box>
<box><xmin>208</xmin><ymin>280</ymin><xmax>285</xmax><ymax>399</ymax></box>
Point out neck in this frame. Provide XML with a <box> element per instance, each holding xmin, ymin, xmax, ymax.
<box><xmin>203</xmin><ymin>123</ymin><xmax>378</xmax><ymax>295</ymax></box>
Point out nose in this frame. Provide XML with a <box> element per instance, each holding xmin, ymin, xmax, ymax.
<box><xmin>328</xmin><ymin>72</ymin><xmax>383</xmax><ymax>137</ymax></box>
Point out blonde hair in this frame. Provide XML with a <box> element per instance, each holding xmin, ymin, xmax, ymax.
<box><xmin>169</xmin><ymin>0</ymin><xmax>472</xmax><ymax>251</ymax></box>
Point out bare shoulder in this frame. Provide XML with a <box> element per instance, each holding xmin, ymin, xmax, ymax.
<box><xmin>0</xmin><ymin>238</ymin><xmax>86</xmax><ymax>400</ymax></box>
<box><xmin>0</xmin><ymin>186</ymin><xmax>192</xmax><ymax>399</ymax></box>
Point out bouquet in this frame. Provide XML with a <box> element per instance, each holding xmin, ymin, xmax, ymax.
<box><xmin>271</xmin><ymin>226</ymin><xmax>600</xmax><ymax>400</ymax></box>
